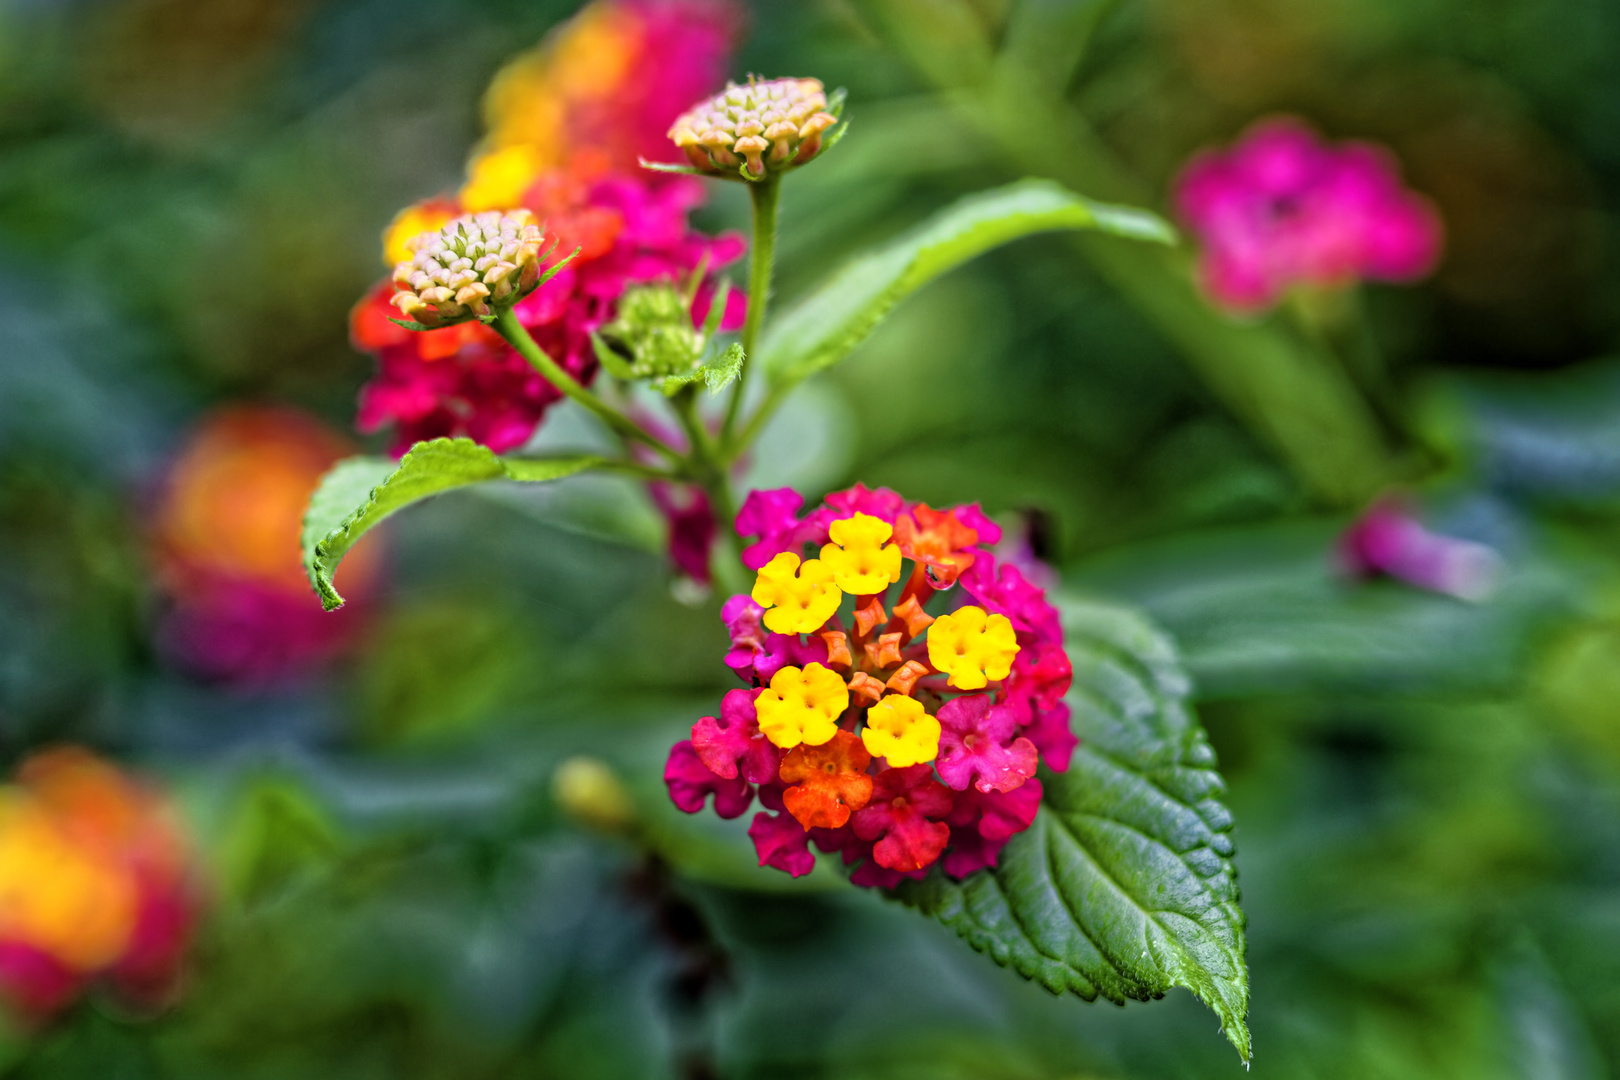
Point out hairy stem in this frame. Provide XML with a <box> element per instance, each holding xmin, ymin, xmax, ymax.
<box><xmin>671</xmin><ymin>387</ymin><xmax>748</xmax><ymax>594</ymax></box>
<box><xmin>722</xmin><ymin>177</ymin><xmax>780</xmax><ymax>450</ymax></box>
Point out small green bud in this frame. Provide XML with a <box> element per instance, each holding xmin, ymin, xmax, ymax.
<box><xmin>668</xmin><ymin>77</ymin><xmax>841</xmax><ymax>181</ymax></box>
<box><xmin>598</xmin><ymin>284</ymin><xmax>706</xmax><ymax>379</ymax></box>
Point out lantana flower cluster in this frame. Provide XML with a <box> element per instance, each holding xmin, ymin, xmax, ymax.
<box><xmin>350</xmin><ymin>0</ymin><xmax>745</xmax><ymax>456</ymax></box>
<box><xmin>1175</xmin><ymin>116</ymin><xmax>1443</xmax><ymax>314</ymax></box>
<box><xmin>665</xmin><ymin>485</ymin><xmax>1075</xmax><ymax>886</ymax></box>
<box><xmin>0</xmin><ymin>749</ymin><xmax>198</xmax><ymax>1020</ymax></box>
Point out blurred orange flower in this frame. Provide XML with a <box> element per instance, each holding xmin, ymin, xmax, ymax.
<box><xmin>470</xmin><ymin>0</ymin><xmax>740</xmax><ymax>202</ymax></box>
<box><xmin>0</xmin><ymin>749</ymin><xmax>197</xmax><ymax>1020</ymax></box>
<box><xmin>150</xmin><ymin>406</ymin><xmax>379</xmax><ymax>682</ymax></box>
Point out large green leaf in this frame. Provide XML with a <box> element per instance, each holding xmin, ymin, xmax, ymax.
<box><xmin>895</xmin><ymin>598</ymin><xmax>1249</xmax><ymax>1063</ymax></box>
<box><xmin>758</xmin><ymin>178</ymin><xmax>1174</xmax><ymax>385</ymax></box>
<box><xmin>301</xmin><ymin>437</ymin><xmax>601</xmax><ymax>610</ymax></box>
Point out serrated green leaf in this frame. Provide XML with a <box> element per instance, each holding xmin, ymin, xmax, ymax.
<box><xmin>703</xmin><ymin>342</ymin><xmax>745</xmax><ymax>395</ymax></box>
<box><xmin>894</xmin><ymin>598</ymin><xmax>1249</xmax><ymax>1063</ymax></box>
<box><xmin>759</xmin><ymin>179</ymin><xmax>1175</xmax><ymax>386</ymax></box>
<box><xmin>301</xmin><ymin>438</ymin><xmax>602</xmax><ymax>610</ymax></box>
<box><xmin>590</xmin><ymin>331</ymin><xmax>639</xmax><ymax>380</ymax></box>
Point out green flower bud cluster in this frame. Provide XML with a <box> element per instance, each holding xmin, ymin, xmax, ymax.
<box><xmin>593</xmin><ymin>277</ymin><xmax>742</xmax><ymax>398</ymax></box>
<box><xmin>390</xmin><ymin>210</ymin><xmax>547</xmax><ymax>327</ymax></box>
<box><xmin>668</xmin><ymin>77</ymin><xmax>841</xmax><ymax>181</ymax></box>
<box><xmin>598</xmin><ymin>285</ymin><xmax>706</xmax><ymax>379</ymax></box>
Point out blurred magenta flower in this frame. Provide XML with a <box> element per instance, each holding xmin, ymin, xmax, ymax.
<box><xmin>0</xmin><ymin>749</ymin><xmax>199</xmax><ymax>1022</ymax></box>
<box><xmin>666</xmin><ymin>486</ymin><xmax>1074</xmax><ymax>886</ymax></box>
<box><xmin>1338</xmin><ymin>496</ymin><xmax>1503</xmax><ymax>601</ymax></box>
<box><xmin>150</xmin><ymin>406</ymin><xmax>380</xmax><ymax>683</ymax></box>
<box><xmin>1174</xmin><ymin>116</ymin><xmax>1443</xmax><ymax>314</ymax></box>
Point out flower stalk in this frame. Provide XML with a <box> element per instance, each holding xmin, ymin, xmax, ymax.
<box><xmin>723</xmin><ymin>176</ymin><xmax>780</xmax><ymax>450</ymax></box>
<box><xmin>491</xmin><ymin>306</ymin><xmax>682</xmax><ymax>463</ymax></box>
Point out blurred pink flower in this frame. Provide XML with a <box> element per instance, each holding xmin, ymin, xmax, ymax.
<box><xmin>1174</xmin><ymin>116</ymin><xmax>1443</xmax><ymax>314</ymax></box>
<box><xmin>1338</xmin><ymin>496</ymin><xmax>1502</xmax><ymax>601</ymax></box>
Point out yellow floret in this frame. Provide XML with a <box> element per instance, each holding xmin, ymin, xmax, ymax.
<box><xmin>751</xmin><ymin>553</ymin><xmax>842</xmax><ymax>634</ymax></box>
<box><xmin>860</xmin><ymin>694</ymin><xmax>941</xmax><ymax>767</ymax></box>
<box><xmin>756</xmin><ymin>663</ymin><xmax>849</xmax><ymax>748</ymax></box>
<box><xmin>926</xmin><ymin>605</ymin><xmax>1020</xmax><ymax>691</ymax></box>
<box><xmin>819</xmin><ymin>513</ymin><xmax>903</xmax><ymax>595</ymax></box>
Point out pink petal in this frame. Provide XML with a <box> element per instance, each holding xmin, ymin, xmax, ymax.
<box><xmin>748</xmin><ymin>811</ymin><xmax>816</xmax><ymax>877</ymax></box>
<box><xmin>935</xmin><ymin>696</ymin><xmax>1039</xmax><ymax>794</ymax></box>
<box><xmin>691</xmin><ymin>689</ymin><xmax>779</xmax><ymax>785</ymax></box>
<box><xmin>664</xmin><ymin>739</ymin><xmax>752</xmax><ymax>818</ymax></box>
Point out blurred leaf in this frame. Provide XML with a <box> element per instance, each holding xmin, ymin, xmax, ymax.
<box><xmin>1068</xmin><ymin>519</ymin><xmax>1578</xmax><ymax>699</ymax></box>
<box><xmin>1433</xmin><ymin>357</ymin><xmax>1620</xmax><ymax>506</ymax></box>
<box><xmin>897</xmin><ymin>599</ymin><xmax>1249</xmax><ymax>1063</ymax></box>
<box><xmin>358</xmin><ymin>597</ymin><xmax>543</xmax><ymax>746</ymax></box>
<box><xmin>218</xmin><ymin>777</ymin><xmax>342</xmax><ymax>908</ymax></box>
<box><xmin>301</xmin><ymin>438</ymin><xmax>602</xmax><ymax>610</ymax></box>
<box><xmin>759</xmin><ymin>178</ymin><xmax>1174</xmax><ymax>387</ymax></box>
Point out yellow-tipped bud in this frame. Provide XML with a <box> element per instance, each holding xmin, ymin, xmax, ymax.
<box><xmin>389</xmin><ymin>210</ymin><xmax>549</xmax><ymax>328</ymax></box>
<box><xmin>667</xmin><ymin>77</ymin><xmax>841</xmax><ymax>181</ymax></box>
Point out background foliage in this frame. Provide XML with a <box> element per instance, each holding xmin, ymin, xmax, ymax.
<box><xmin>3</xmin><ymin>0</ymin><xmax>1620</xmax><ymax>1076</ymax></box>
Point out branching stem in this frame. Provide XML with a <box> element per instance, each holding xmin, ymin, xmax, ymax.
<box><xmin>492</xmin><ymin>307</ymin><xmax>682</xmax><ymax>463</ymax></box>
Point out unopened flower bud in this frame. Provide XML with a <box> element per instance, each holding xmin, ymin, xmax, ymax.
<box><xmin>668</xmin><ymin>77</ymin><xmax>841</xmax><ymax>181</ymax></box>
<box><xmin>553</xmin><ymin>756</ymin><xmax>636</xmax><ymax>834</ymax></box>
<box><xmin>597</xmin><ymin>284</ymin><xmax>705</xmax><ymax>378</ymax></box>
<box><xmin>390</xmin><ymin>210</ymin><xmax>549</xmax><ymax>327</ymax></box>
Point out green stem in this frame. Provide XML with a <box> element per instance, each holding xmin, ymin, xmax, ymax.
<box><xmin>671</xmin><ymin>386</ymin><xmax>748</xmax><ymax>592</ymax></box>
<box><xmin>594</xmin><ymin>459</ymin><xmax>682</xmax><ymax>482</ymax></box>
<box><xmin>728</xmin><ymin>379</ymin><xmax>792</xmax><ymax>462</ymax></box>
<box><xmin>722</xmin><ymin>177</ymin><xmax>780</xmax><ymax>450</ymax></box>
<box><xmin>491</xmin><ymin>307</ymin><xmax>681</xmax><ymax>462</ymax></box>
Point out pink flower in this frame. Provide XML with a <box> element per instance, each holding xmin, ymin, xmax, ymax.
<box><xmin>734</xmin><ymin>487</ymin><xmax>831</xmax><ymax>570</ymax></box>
<box><xmin>649</xmin><ymin>482</ymin><xmax>716</xmax><ymax>584</ymax></box>
<box><xmin>691</xmin><ymin>689</ymin><xmax>780</xmax><ymax>784</ymax></box>
<box><xmin>852</xmin><ymin>765</ymin><xmax>954</xmax><ymax>873</ymax></box>
<box><xmin>747</xmin><ymin>811</ymin><xmax>816</xmax><ymax>877</ymax></box>
<box><xmin>824</xmin><ymin>483</ymin><xmax>908</xmax><ymax>525</ymax></box>
<box><xmin>664</xmin><ymin>740</ymin><xmax>752</xmax><ymax>819</ymax></box>
<box><xmin>962</xmin><ymin>558</ymin><xmax>1061</xmax><ymax>642</ymax></box>
<box><xmin>942</xmin><ymin>780</ymin><xmax>1043</xmax><ymax>879</ymax></box>
<box><xmin>155</xmin><ymin>576</ymin><xmax>370</xmax><ymax>686</ymax></box>
<box><xmin>1339</xmin><ymin>495</ymin><xmax>1502</xmax><ymax>601</ymax></box>
<box><xmin>719</xmin><ymin>596</ymin><xmax>832</xmax><ymax>683</ymax></box>
<box><xmin>935</xmin><ymin>695</ymin><xmax>1040</xmax><ymax>795</ymax></box>
<box><xmin>1174</xmin><ymin>116</ymin><xmax>1443</xmax><ymax>314</ymax></box>
<box><xmin>1016</xmin><ymin>699</ymin><xmax>1077</xmax><ymax>773</ymax></box>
